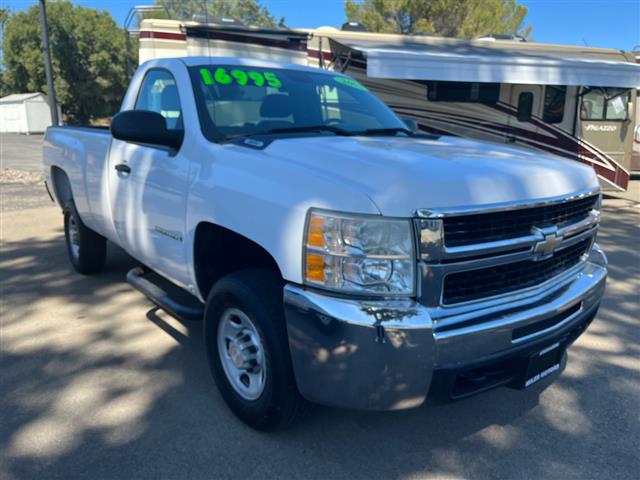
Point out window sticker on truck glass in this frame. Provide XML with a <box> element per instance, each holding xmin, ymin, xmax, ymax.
<box><xmin>199</xmin><ymin>68</ymin><xmax>214</xmax><ymax>85</ymax></box>
<box><xmin>333</xmin><ymin>76</ymin><xmax>367</xmax><ymax>91</ymax></box>
<box><xmin>199</xmin><ymin>67</ymin><xmax>282</xmax><ymax>88</ymax></box>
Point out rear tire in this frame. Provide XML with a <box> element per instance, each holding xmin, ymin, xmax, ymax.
<box><xmin>63</xmin><ymin>201</ymin><xmax>107</xmax><ymax>274</ymax></box>
<box><xmin>203</xmin><ymin>269</ymin><xmax>309</xmax><ymax>431</ymax></box>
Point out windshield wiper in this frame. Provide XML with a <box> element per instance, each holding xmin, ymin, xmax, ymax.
<box><xmin>223</xmin><ymin>125</ymin><xmax>354</xmax><ymax>143</ymax></box>
<box><xmin>353</xmin><ymin>127</ymin><xmax>414</xmax><ymax>137</ymax></box>
<box><xmin>262</xmin><ymin>125</ymin><xmax>354</xmax><ymax>136</ymax></box>
<box><xmin>224</xmin><ymin>125</ymin><xmax>425</xmax><ymax>144</ymax></box>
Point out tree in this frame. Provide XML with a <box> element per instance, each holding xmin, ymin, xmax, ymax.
<box><xmin>0</xmin><ymin>7</ymin><xmax>9</xmax><ymax>96</ymax></box>
<box><xmin>2</xmin><ymin>1</ymin><xmax>130</xmax><ymax>123</ymax></box>
<box><xmin>344</xmin><ymin>0</ymin><xmax>532</xmax><ymax>38</ymax></box>
<box><xmin>151</xmin><ymin>0</ymin><xmax>282</xmax><ymax>27</ymax></box>
<box><xmin>0</xmin><ymin>7</ymin><xmax>8</xmax><ymax>46</ymax></box>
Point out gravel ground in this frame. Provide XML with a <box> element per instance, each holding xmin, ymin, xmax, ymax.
<box><xmin>0</xmin><ymin>169</ymin><xmax>51</xmax><ymax>213</ymax></box>
<box><xmin>1</xmin><ymin>134</ymin><xmax>52</xmax><ymax>212</ymax></box>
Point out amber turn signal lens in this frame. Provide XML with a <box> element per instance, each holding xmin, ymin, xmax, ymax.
<box><xmin>305</xmin><ymin>252</ymin><xmax>325</xmax><ymax>282</ymax></box>
<box><xmin>307</xmin><ymin>215</ymin><xmax>325</xmax><ymax>247</ymax></box>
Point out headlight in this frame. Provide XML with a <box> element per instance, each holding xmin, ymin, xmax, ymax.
<box><xmin>303</xmin><ymin>210</ymin><xmax>416</xmax><ymax>296</ymax></box>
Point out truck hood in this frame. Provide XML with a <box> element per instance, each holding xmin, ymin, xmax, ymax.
<box><xmin>261</xmin><ymin>135</ymin><xmax>599</xmax><ymax>217</ymax></box>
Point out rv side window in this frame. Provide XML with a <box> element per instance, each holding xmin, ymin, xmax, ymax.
<box><xmin>543</xmin><ymin>86</ymin><xmax>566</xmax><ymax>124</ymax></box>
<box><xmin>517</xmin><ymin>92</ymin><xmax>533</xmax><ymax>121</ymax></box>
<box><xmin>426</xmin><ymin>81</ymin><xmax>500</xmax><ymax>103</ymax></box>
<box><xmin>581</xmin><ymin>88</ymin><xmax>630</xmax><ymax>121</ymax></box>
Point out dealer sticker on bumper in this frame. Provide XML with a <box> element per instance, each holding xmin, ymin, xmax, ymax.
<box><xmin>525</xmin><ymin>363</ymin><xmax>561</xmax><ymax>387</ymax></box>
<box><xmin>525</xmin><ymin>342</ymin><xmax>562</xmax><ymax>387</ymax></box>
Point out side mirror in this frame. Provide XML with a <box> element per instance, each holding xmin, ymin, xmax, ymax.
<box><xmin>111</xmin><ymin>110</ymin><xmax>183</xmax><ymax>150</ymax></box>
<box><xmin>517</xmin><ymin>92</ymin><xmax>533</xmax><ymax>122</ymax></box>
<box><xmin>400</xmin><ymin>116</ymin><xmax>419</xmax><ymax>133</ymax></box>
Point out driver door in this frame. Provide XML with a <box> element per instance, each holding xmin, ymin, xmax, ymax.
<box><xmin>108</xmin><ymin>68</ymin><xmax>191</xmax><ymax>286</ymax></box>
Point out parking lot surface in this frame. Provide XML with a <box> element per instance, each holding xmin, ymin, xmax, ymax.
<box><xmin>1</xmin><ymin>134</ymin><xmax>639</xmax><ymax>479</ymax></box>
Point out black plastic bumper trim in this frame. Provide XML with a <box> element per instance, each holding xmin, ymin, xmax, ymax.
<box><xmin>428</xmin><ymin>302</ymin><xmax>600</xmax><ymax>402</ymax></box>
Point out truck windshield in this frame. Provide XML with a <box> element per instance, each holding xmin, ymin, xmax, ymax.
<box><xmin>189</xmin><ymin>65</ymin><xmax>409</xmax><ymax>142</ymax></box>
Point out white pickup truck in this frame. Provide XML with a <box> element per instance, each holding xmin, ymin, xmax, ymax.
<box><xmin>44</xmin><ymin>57</ymin><xmax>607</xmax><ymax>430</ymax></box>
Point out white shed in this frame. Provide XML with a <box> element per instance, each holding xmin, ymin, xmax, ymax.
<box><xmin>0</xmin><ymin>93</ymin><xmax>57</xmax><ymax>134</ymax></box>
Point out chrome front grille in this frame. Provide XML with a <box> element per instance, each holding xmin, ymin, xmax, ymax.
<box><xmin>443</xmin><ymin>195</ymin><xmax>598</xmax><ymax>247</ymax></box>
<box><xmin>417</xmin><ymin>189</ymin><xmax>601</xmax><ymax>308</ymax></box>
<box><xmin>442</xmin><ymin>238</ymin><xmax>592</xmax><ymax>304</ymax></box>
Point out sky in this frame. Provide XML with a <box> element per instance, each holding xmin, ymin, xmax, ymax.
<box><xmin>2</xmin><ymin>0</ymin><xmax>639</xmax><ymax>51</ymax></box>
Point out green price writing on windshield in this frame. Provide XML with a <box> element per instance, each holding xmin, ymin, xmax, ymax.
<box><xmin>199</xmin><ymin>67</ymin><xmax>282</xmax><ymax>88</ymax></box>
<box><xmin>334</xmin><ymin>76</ymin><xmax>367</xmax><ymax>91</ymax></box>
<box><xmin>199</xmin><ymin>68</ymin><xmax>214</xmax><ymax>85</ymax></box>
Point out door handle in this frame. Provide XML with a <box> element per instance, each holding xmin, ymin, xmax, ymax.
<box><xmin>115</xmin><ymin>163</ymin><xmax>131</xmax><ymax>174</ymax></box>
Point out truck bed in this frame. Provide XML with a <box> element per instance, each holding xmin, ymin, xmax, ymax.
<box><xmin>43</xmin><ymin>125</ymin><xmax>114</xmax><ymax>240</ymax></box>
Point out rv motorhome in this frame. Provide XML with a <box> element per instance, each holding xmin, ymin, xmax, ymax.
<box><xmin>137</xmin><ymin>18</ymin><xmax>640</xmax><ymax>190</ymax></box>
<box><xmin>632</xmin><ymin>48</ymin><xmax>640</xmax><ymax>173</ymax></box>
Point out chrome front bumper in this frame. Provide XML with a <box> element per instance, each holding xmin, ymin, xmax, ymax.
<box><xmin>283</xmin><ymin>246</ymin><xmax>607</xmax><ymax>411</ymax></box>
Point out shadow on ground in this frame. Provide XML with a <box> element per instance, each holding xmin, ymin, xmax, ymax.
<box><xmin>1</xmin><ymin>200</ymin><xmax>638</xmax><ymax>479</ymax></box>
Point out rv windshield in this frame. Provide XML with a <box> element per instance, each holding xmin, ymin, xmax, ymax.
<box><xmin>189</xmin><ymin>65</ymin><xmax>409</xmax><ymax>142</ymax></box>
<box><xmin>580</xmin><ymin>87</ymin><xmax>630</xmax><ymax>121</ymax></box>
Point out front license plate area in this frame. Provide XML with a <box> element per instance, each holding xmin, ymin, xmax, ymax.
<box><xmin>523</xmin><ymin>342</ymin><xmax>564</xmax><ymax>388</ymax></box>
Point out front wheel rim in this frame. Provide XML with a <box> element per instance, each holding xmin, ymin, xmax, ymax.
<box><xmin>217</xmin><ymin>308</ymin><xmax>266</xmax><ymax>400</ymax></box>
<box><xmin>68</xmin><ymin>215</ymin><xmax>80</xmax><ymax>260</ymax></box>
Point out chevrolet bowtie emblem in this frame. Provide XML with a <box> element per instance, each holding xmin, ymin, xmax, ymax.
<box><xmin>531</xmin><ymin>226</ymin><xmax>563</xmax><ymax>261</ymax></box>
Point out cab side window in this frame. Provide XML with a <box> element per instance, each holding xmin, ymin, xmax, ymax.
<box><xmin>135</xmin><ymin>69</ymin><xmax>183</xmax><ymax>130</ymax></box>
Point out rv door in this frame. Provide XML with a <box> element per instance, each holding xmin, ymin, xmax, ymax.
<box><xmin>507</xmin><ymin>85</ymin><xmax>542</xmax><ymax>146</ymax></box>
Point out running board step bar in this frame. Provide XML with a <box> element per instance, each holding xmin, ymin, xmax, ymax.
<box><xmin>126</xmin><ymin>267</ymin><xmax>204</xmax><ymax>321</ymax></box>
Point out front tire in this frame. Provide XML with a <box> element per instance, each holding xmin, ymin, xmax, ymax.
<box><xmin>203</xmin><ymin>269</ymin><xmax>308</xmax><ymax>431</ymax></box>
<box><xmin>63</xmin><ymin>201</ymin><xmax>107</xmax><ymax>274</ymax></box>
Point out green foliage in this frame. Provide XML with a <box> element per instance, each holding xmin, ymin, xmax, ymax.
<box><xmin>152</xmin><ymin>0</ymin><xmax>282</xmax><ymax>27</ymax></box>
<box><xmin>0</xmin><ymin>7</ymin><xmax>9</xmax><ymax>96</ymax></box>
<box><xmin>0</xmin><ymin>7</ymin><xmax>8</xmax><ymax>31</ymax></box>
<box><xmin>2</xmin><ymin>1</ymin><xmax>130</xmax><ymax>123</ymax></box>
<box><xmin>344</xmin><ymin>0</ymin><xmax>532</xmax><ymax>38</ymax></box>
